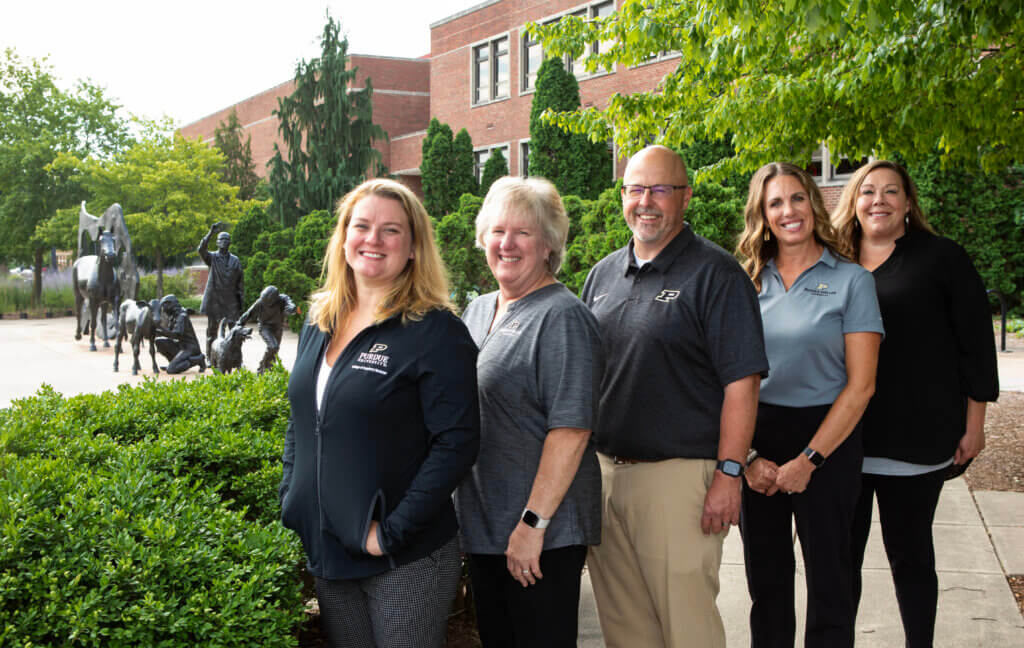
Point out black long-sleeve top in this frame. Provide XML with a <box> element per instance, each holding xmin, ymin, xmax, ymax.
<box><xmin>279</xmin><ymin>309</ymin><xmax>480</xmax><ymax>580</ymax></box>
<box><xmin>862</xmin><ymin>229</ymin><xmax>999</xmax><ymax>463</ymax></box>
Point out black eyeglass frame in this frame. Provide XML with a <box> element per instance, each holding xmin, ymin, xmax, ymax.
<box><xmin>621</xmin><ymin>184</ymin><xmax>690</xmax><ymax>197</ymax></box>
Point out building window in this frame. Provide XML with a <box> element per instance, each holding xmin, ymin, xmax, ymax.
<box><xmin>520</xmin><ymin>141</ymin><xmax>530</xmax><ymax>177</ymax></box>
<box><xmin>567</xmin><ymin>1</ymin><xmax>614</xmax><ymax>80</ymax></box>
<box><xmin>521</xmin><ymin>33</ymin><xmax>542</xmax><ymax>92</ymax></box>
<box><xmin>473</xmin><ymin>37</ymin><xmax>510</xmax><ymax>104</ymax></box>
<box><xmin>474</xmin><ymin>145</ymin><xmax>510</xmax><ymax>182</ymax></box>
<box><xmin>807</xmin><ymin>144</ymin><xmax>870</xmax><ymax>186</ymax></box>
<box><xmin>521</xmin><ymin>1</ymin><xmax>615</xmax><ymax>92</ymax></box>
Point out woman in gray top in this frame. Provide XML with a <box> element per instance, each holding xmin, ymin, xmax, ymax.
<box><xmin>455</xmin><ymin>176</ymin><xmax>603</xmax><ymax>648</ymax></box>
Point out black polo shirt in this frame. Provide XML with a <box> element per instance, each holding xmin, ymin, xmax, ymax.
<box><xmin>581</xmin><ymin>226</ymin><xmax>768</xmax><ymax>461</ymax></box>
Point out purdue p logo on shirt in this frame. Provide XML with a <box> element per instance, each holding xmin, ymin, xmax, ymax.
<box><xmin>655</xmin><ymin>290</ymin><xmax>680</xmax><ymax>303</ymax></box>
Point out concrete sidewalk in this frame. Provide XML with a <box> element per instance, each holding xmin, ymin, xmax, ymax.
<box><xmin>1</xmin><ymin>317</ymin><xmax>1022</xmax><ymax>646</ymax></box>
<box><xmin>578</xmin><ymin>478</ymin><xmax>1024</xmax><ymax>646</ymax></box>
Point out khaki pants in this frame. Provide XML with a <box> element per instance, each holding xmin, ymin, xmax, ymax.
<box><xmin>588</xmin><ymin>453</ymin><xmax>727</xmax><ymax>648</ymax></box>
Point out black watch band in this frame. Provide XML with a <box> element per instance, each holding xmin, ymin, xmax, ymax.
<box><xmin>802</xmin><ymin>447</ymin><xmax>826</xmax><ymax>467</ymax></box>
<box><xmin>716</xmin><ymin>459</ymin><xmax>744</xmax><ymax>478</ymax></box>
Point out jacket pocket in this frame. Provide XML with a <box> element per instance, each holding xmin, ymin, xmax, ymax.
<box><xmin>322</xmin><ymin>488</ymin><xmax>387</xmax><ymax>555</ymax></box>
<box><xmin>361</xmin><ymin>489</ymin><xmax>387</xmax><ymax>555</ymax></box>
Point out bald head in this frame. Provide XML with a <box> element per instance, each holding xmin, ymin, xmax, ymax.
<box><xmin>624</xmin><ymin>145</ymin><xmax>690</xmax><ymax>188</ymax></box>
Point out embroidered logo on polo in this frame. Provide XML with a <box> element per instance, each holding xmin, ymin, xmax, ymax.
<box><xmin>353</xmin><ymin>343</ymin><xmax>391</xmax><ymax>375</ymax></box>
<box><xmin>804</xmin><ymin>282</ymin><xmax>837</xmax><ymax>296</ymax></box>
<box><xmin>499</xmin><ymin>319</ymin><xmax>522</xmax><ymax>336</ymax></box>
<box><xmin>655</xmin><ymin>290</ymin><xmax>680</xmax><ymax>302</ymax></box>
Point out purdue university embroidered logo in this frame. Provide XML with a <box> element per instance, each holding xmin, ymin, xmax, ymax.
<box><xmin>368</xmin><ymin>343</ymin><xmax>388</xmax><ymax>353</ymax></box>
<box><xmin>655</xmin><ymin>290</ymin><xmax>680</xmax><ymax>303</ymax></box>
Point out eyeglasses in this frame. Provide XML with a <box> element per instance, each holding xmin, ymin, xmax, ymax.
<box><xmin>621</xmin><ymin>184</ymin><xmax>689</xmax><ymax>198</ymax></box>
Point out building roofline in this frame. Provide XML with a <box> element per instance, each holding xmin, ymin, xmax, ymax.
<box><xmin>430</xmin><ymin>0</ymin><xmax>502</xmax><ymax>29</ymax></box>
<box><xmin>180</xmin><ymin>52</ymin><xmax>428</xmax><ymax>129</ymax></box>
<box><xmin>349</xmin><ymin>53</ymin><xmax>430</xmax><ymax>63</ymax></box>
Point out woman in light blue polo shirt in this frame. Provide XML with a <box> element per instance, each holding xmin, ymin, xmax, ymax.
<box><xmin>736</xmin><ymin>162</ymin><xmax>884</xmax><ymax>648</ymax></box>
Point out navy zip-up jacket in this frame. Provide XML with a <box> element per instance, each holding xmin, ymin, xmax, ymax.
<box><xmin>279</xmin><ymin>309</ymin><xmax>480</xmax><ymax>580</ymax></box>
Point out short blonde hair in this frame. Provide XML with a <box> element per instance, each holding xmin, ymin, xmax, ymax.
<box><xmin>736</xmin><ymin>162</ymin><xmax>844</xmax><ymax>291</ymax></box>
<box><xmin>475</xmin><ymin>176</ymin><xmax>569</xmax><ymax>275</ymax></box>
<box><xmin>308</xmin><ymin>179</ymin><xmax>453</xmax><ymax>332</ymax></box>
<box><xmin>831</xmin><ymin>160</ymin><xmax>934</xmax><ymax>262</ymax></box>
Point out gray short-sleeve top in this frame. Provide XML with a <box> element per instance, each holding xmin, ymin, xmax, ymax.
<box><xmin>758</xmin><ymin>248</ymin><xmax>884</xmax><ymax>407</ymax></box>
<box><xmin>454</xmin><ymin>283</ymin><xmax>603</xmax><ymax>554</ymax></box>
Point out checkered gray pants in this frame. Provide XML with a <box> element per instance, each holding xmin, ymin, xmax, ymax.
<box><xmin>315</xmin><ymin>536</ymin><xmax>461</xmax><ymax>648</ymax></box>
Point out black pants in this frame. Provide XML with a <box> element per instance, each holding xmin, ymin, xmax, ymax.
<box><xmin>468</xmin><ymin>544</ymin><xmax>587</xmax><ymax>648</ymax></box>
<box><xmin>740</xmin><ymin>403</ymin><xmax>862</xmax><ymax>648</ymax></box>
<box><xmin>850</xmin><ymin>469</ymin><xmax>945</xmax><ymax>648</ymax></box>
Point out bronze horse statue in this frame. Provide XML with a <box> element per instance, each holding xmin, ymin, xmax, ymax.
<box><xmin>73</xmin><ymin>230</ymin><xmax>121</xmax><ymax>351</ymax></box>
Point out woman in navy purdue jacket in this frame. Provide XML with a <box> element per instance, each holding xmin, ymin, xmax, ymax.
<box><xmin>833</xmin><ymin>160</ymin><xmax>998</xmax><ymax>647</ymax></box>
<box><xmin>279</xmin><ymin>179</ymin><xmax>480</xmax><ymax>648</ymax></box>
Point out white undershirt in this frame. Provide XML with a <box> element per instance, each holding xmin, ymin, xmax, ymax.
<box><xmin>633</xmin><ymin>249</ymin><xmax>651</xmax><ymax>268</ymax></box>
<box><xmin>315</xmin><ymin>351</ymin><xmax>332</xmax><ymax>412</ymax></box>
<box><xmin>862</xmin><ymin>456</ymin><xmax>953</xmax><ymax>476</ymax></box>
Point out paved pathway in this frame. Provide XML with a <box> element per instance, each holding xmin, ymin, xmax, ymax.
<box><xmin>1</xmin><ymin>317</ymin><xmax>1022</xmax><ymax>646</ymax></box>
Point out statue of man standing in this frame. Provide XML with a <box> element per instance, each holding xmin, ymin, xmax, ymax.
<box><xmin>198</xmin><ymin>222</ymin><xmax>244</xmax><ymax>360</ymax></box>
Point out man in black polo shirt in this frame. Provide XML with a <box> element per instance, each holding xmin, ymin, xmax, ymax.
<box><xmin>581</xmin><ymin>145</ymin><xmax>767</xmax><ymax>648</ymax></box>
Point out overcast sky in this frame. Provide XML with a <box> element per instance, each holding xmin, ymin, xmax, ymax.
<box><xmin>2</xmin><ymin>0</ymin><xmax>474</xmax><ymax>126</ymax></box>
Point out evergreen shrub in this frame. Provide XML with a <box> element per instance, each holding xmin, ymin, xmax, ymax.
<box><xmin>0</xmin><ymin>370</ymin><xmax>305</xmax><ymax>646</ymax></box>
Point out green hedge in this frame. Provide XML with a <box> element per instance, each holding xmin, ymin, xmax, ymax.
<box><xmin>0</xmin><ymin>370</ymin><xmax>305</xmax><ymax>646</ymax></box>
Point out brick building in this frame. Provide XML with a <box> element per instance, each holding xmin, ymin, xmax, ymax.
<box><xmin>179</xmin><ymin>0</ymin><xmax>861</xmax><ymax>206</ymax></box>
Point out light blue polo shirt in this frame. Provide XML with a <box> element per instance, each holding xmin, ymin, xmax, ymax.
<box><xmin>758</xmin><ymin>248</ymin><xmax>884</xmax><ymax>407</ymax></box>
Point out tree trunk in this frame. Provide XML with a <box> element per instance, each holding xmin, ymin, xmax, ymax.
<box><xmin>156</xmin><ymin>251</ymin><xmax>164</xmax><ymax>298</ymax></box>
<box><xmin>31</xmin><ymin>247</ymin><xmax>44</xmax><ymax>308</ymax></box>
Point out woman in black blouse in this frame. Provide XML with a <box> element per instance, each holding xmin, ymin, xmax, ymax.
<box><xmin>832</xmin><ymin>161</ymin><xmax>999</xmax><ymax>647</ymax></box>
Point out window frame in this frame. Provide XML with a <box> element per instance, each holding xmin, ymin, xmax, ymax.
<box><xmin>518</xmin><ymin>0</ymin><xmax>616</xmax><ymax>95</ymax></box>
<box><xmin>471</xmin><ymin>33</ymin><xmax>512</xmax><ymax>106</ymax></box>
<box><xmin>473</xmin><ymin>143</ymin><xmax>512</xmax><ymax>183</ymax></box>
<box><xmin>808</xmin><ymin>144</ymin><xmax>872</xmax><ymax>187</ymax></box>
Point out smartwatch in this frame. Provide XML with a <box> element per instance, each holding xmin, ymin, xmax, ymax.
<box><xmin>716</xmin><ymin>459</ymin><xmax>744</xmax><ymax>478</ymax></box>
<box><xmin>802</xmin><ymin>447</ymin><xmax>826</xmax><ymax>467</ymax></box>
<box><xmin>521</xmin><ymin>508</ymin><xmax>551</xmax><ymax>529</ymax></box>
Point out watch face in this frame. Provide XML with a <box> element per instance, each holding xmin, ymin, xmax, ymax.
<box><xmin>522</xmin><ymin>510</ymin><xmax>541</xmax><ymax>528</ymax></box>
<box><xmin>718</xmin><ymin>459</ymin><xmax>742</xmax><ymax>477</ymax></box>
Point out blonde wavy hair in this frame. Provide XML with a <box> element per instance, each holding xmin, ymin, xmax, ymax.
<box><xmin>831</xmin><ymin>160</ymin><xmax>934</xmax><ymax>262</ymax></box>
<box><xmin>308</xmin><ymin>178</ymin><xmax>453</xmax><ymax>333</ymax></box>
<box><xmin>736</xmin><ymin>162</ymin><xmax>844</xmax><ymax>291</ymax></box>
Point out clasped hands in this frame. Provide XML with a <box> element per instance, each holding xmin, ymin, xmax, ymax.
<box><xmin>746</xmin><ymin>455</ymin><xmax>815</xmax><ymax>496</ymax></box>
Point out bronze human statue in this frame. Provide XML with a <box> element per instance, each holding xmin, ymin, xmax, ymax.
<box><xmin>198</xmin><ymin>222</ymin><xmax>244</xmax><ymax>361</ymax></box>
<box><xmin>154</xmin><ymin>294</ymin><xmax>207</xmax><ymax>374</ymax></box>
<box><xmin>238</xmin><ymin>285</ymin><xmax>296</xmax><ymax>374</ymax></box>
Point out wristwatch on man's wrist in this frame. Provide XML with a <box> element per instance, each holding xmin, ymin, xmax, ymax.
<box><xmin>521</xmin><ymin>508</ymin><xmax>551</xmax><ymax>529</ymax></box>
<box><xmin>716</xmin><ymin>459</ymin><xmax>744</xmax><ymax>478</ymax></box>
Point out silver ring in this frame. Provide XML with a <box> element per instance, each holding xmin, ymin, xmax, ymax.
<box><xmin>522</xmin><ymin>569</ymin><xmax>529</xmax><ymax>574</ymax></box>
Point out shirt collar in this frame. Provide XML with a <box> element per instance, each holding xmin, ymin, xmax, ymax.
<box><xmin>622</xmin><ymin>225</ymin><xmax>694</xmax><ymax>276</ymax></box>
<box><xmin>764</xmin><ymin>246</ymin><xmax>837</xmax><ymax>277</ymax></box>
<box><xmin>765</xmin><ymin>246</ymin><xmax>835</xmax><ymax>284</ymax></box>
